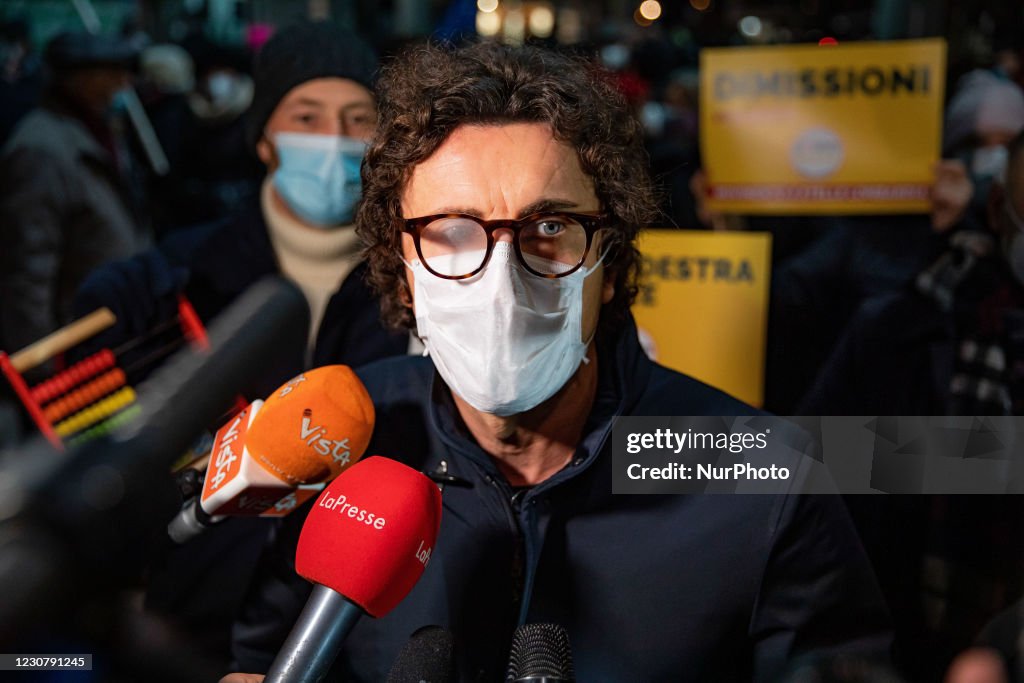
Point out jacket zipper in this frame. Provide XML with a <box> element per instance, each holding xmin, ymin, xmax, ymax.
<box><xmin>485</xmin><ymin>473</ymin><xmax>527</xmax><ymax>614</ymax></box>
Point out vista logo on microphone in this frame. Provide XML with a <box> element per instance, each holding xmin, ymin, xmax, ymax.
<box><xmin>203</xmin><ymin>404</ymin><xmax>253</xmax><ymax>494</ymax></box>
<box><xmin>301</xmin><ymin>408</ymin><xmax>352</xmax><ymax>466</ymax></box>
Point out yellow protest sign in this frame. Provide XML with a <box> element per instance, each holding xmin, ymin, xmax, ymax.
<box><xmin>700</xmin><ymin>39</ymin><xmax>946</xmax><ymax>214</ymax></box>
<box><xmin>633</xmin><ymin>230</ymin><xmax>772</xmax><ymax>407</ymax></box>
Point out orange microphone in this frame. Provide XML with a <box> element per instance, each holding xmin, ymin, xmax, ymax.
<box><xmin>167</xmin><ymin>365</ymin><xmax>374</xmax><ymax>543</ymax></box>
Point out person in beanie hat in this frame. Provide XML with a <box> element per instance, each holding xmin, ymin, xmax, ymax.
<box><xmin>70</xmin><ymin>21</ymin><xmax>407</xmax><ymax>670</ymax></box>
<box><xmin>248</xmin><ymin>23</ymin><xmax>381</xmax><ymax>337</ymax></box>
<box><xmin>75</xmin><ymin>19</ymin><xmax>406</xmax><ymax>381</ymax></box>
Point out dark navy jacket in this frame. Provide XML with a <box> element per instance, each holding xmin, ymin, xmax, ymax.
<box><xmin>233</xmin><ymin>318</ymin><xmax>890</xmax><ymax>682</ymax></box>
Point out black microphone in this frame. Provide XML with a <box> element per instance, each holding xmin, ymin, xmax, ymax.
<box><xmin>505</xmin><ymin>623</ymin><xmax>575</xmax><ymax>683</ymax></box>
<box><xmin>385</xmin><ymin>625</ymin><xmax>455</xmax><ymax>683</ymax></box>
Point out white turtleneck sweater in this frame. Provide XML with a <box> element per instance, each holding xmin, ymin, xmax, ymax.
<box><xmin>261</xmin><ymin>179</ymin><xmax>363</xmax><ymax>363</ymax></box>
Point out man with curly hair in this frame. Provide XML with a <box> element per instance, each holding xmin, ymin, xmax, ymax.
<box><xmin>226</xmin><ymin>42</ymin><xmax>889</xmax><ymax>682</ymax></box>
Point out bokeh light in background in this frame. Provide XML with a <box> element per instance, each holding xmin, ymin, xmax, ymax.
<box><xmin>474</xmin><ymin>2</ymin><xmax>556</xmax><ymax>42</ymax></box>
<box><xmin>476</xmin><ymin>9</ymin><xmax>501</xmax><ymax>36</ymax></box>
<box><xmin>503</xmin><ymin>7</ymin><xmax>525</xmax><ymax>44</ymax></box>
<box><xmin>529</xmin><ymin>5</ymin><xmax>555</xmax><ymax>39</ymax></box>
<box><xmin>639</xmin><ymin>0</ymin><xmax>663</xmax><ymax>22</ymax></box>
<box><xmin>2</xmin><ymin>0</ymin><xmax>1017</xmax><ymax>59</ymax></box>
<box><xmin>738</xmin><ymin>15</ymin><xmax>763</xmax><ymax>38</ymax></box>
<box><xmin>556</xmin><ymin>7</ymin><xmax>583</xmax><ymax>44</ymax></box>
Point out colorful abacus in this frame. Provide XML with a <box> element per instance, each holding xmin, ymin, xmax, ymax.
<box><xmin>0</xmin><ymin>297</ymin><xmax>213</xmax><ymax>450</ymax></box>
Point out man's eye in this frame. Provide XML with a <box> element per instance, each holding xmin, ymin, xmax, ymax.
<box><xmin>296</xmin><ymin>113</ymin><xmax>317</xmax><ymax>125</ymax></box>
<box><xmin>536</xmin><ymin>221</ymin><xmax>565</xmax><ymax>236</ymax></box>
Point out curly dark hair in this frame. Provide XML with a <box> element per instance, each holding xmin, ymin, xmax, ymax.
<box><xmin>356</xmin><ymin>40</ymin><xmax>660</xmax><ymax>336</ymax></box>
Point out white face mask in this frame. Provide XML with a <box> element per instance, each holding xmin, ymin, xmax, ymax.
<box><xmin>971</xmin><ymin>145</ymin><xmax>1009</xmax><ymax>180</ymax></box>
<box><xmin>409</xmin><ymin>242</ymin><xmax>600</xmax><ymax>416</ymax></box>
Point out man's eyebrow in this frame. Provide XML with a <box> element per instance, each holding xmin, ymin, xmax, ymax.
<box><xmin>516</xmin><ymin>198</ymin><xmax>581</xmax><ymax>218</ymax></box>
<box><xmin>420</xmin><ymin>199</ymin><xmax>583</xmax><ymax>219</ymax></box>
<box><xmin>285</xmin><ymin>98</ymin><xmax>326</xmax><ymax>109</ymax></box>
<box><xmin>424</xmin><ymin>206</ymin><xmax>484</xmax><ymax>217</ymax></box>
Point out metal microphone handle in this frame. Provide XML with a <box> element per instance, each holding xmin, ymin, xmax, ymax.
<box><xmin>264</xmin><ymin>584</ymin><xmax>363</xmax><ymax>683</ymax></box>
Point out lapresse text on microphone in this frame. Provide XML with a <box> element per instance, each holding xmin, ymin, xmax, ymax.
<box><xmin>263</xmin><ymin>456</ymin><xmax>443</xmax><ymax>683</ymax></box>
<box><xmin>168</xmin><ymin>364</ymin><xmax>375</xmax><ymax>542</ymax></box>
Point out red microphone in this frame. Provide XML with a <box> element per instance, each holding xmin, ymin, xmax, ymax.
<box><xmin>263</xmin><ymin>456</ymin><xmax>443</xmax><ymax>683</ymax></box>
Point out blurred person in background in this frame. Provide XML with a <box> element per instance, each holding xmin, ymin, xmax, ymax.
<box><xmin>800</xmin><ymin>130</ymin><xmax>1024</xmax><ymax>415</ymax></box>
<box><xmin>0</xmin><ymin>30</ymin><xmax>147</xmax><ymax>357</ymax></box>
<box><xmin>761</xmin><ymin>69</ymin><xmax>1024</xmax><ymax>414</ymax></box>
<box><xmin>799</xmin><ymin>131</ymin><xmax>1024</xmax><ymax>681</ymax></box>
<box><xmin>137</xmin><ymin>42</ymin><xmax>196</xmax><ymax>236</ymax></box>
<box><xmin>137</xmin><ymin>39</ymin><xmax>262</xmax><ymax>236</ymax></box>
<box><xmin>944</xmin><ymin>68</ymin><xmax>1024</xmax><ymax>232</ymax></box>
<box><xmin>644</xmin><ymin>69</ymin><xmax>705</xmax><ymax>231</ymax></box>
<box><xmin>764</xmin><ymin>160</ymin><xmax>972</xmax><ymax>414</ymax></box>
<box><xmin>683</xmin><ymin>57</ymin><xmax>1022</xmax><ymax>415</ymax></box>
<box><xmin>72</xmin><ymin>20</ymin><xmax>407</xmax><ymax>668</ymax></box>
<box><xmin>0</xmin><ymin>17</ymin><xmax>42</xmax><ymax>146</ymax></box>
<box><xmin>604</xmin><ymin>38</ymin><xmax>708</xmax><ymax>233</ymax></box>
<box><xmin>173</xmin><ymin>37</ymin><xmax>263</xmax><ymax>228</ymax></box>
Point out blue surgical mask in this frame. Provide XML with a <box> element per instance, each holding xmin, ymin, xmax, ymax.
<box><xmin>271</xmin><ymin>132</ymin><xmax>367</xmax><ymax>228</ymax></box>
